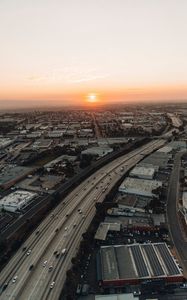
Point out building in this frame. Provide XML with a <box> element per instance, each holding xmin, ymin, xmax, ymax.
<box><xmin>0</xmin><ymin>138</ymin><xmax>14</xmax><ymax>149</ymax></box>
<box><xmin>95</xmin><ymin>294</ymin><xmax>138</xmax><ymax>300</ymax></box>
<box><xmin>130</xmin><ymin>166</ymin><xmax>155</xmax><ymax>180</ymax></box>
<box><xmin>81</xmin><ymin>146</ymin><xmax>113</xmax><ymax>158</ymax></box>
<box><xmin>0</xmin><ymin>190</ymin><xmax>37</xmax><ymax>212</ymax></box>
<box><xmin>118</xmin><ymin>177</ymin><xmax>162</xmax><ymax>198</ymax></box>
<box><xmin>95</xmin><ymin>222</ymin><xmax>121</xmax><ymax>241</ymax></box>
<box><xmin>98</xmin><ymin>243</ymin><xmax>183</xmax><ymax>287</ymax></box>
<box><xmin>0</xmin><ymin>165</ymin><xmax>35</xmax><ymax>190</ymax></box>
<box><xmin>32</xmin><ymin>139</ymin><xmax>52</xmax><ymax>149</ymax></box>
<box><xmin>181</xmin><ymin>192</ymin><xmax>187</xmax><ymax>224</ymax></box>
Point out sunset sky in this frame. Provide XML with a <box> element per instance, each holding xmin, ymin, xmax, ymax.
<box><xmin>1</xmin><ymin>0</ymin><xmax>187</xmax><ymax>108</ymax></box>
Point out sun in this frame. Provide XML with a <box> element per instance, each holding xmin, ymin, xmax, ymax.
<box><xmin>87</xmin><ymin>93</ymin><xmax>98</xmax><ymax>103</ymax></box>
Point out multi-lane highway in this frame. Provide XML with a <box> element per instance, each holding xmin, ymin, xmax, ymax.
<box><xmin>0</xmin><ymin>139</ymin><xmax>166</xmax><ymax>300</ymax></box>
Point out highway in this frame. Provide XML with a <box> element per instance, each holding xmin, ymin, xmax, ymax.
<box><xmin>0</xmin><ymin>139</ymin><xmax>165</xmax><ymax>300</ymax></box>
<box><xmin>167</xmin><ymin>151</ymin><xmax>187</xmax><ymax>274</ymax></box>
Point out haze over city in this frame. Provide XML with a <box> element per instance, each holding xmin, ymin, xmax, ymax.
<box><xmin>1</xmin><ymin>0</ymin><xmax>187</xmax><ymax>108</ymax></box>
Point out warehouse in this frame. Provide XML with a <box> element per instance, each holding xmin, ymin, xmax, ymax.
<box><xmin>181</xmin><ymin>192</ymin><xmax>187</xmax><ymax>224</ymax></box>
<box><xmin>130</xmin><ymin>166</ymin><xmax>155</xmax><ymax>180</ymax></box>
<box><xmin>81</xmin><ymin>146</ymin><xmax>113</xmax><ymax>157</ymax></box>
<box><xmin>0</xmin><ymin>190</ymin><xmax>37</xmax><ymax>212</ymax></box>
<box><xmin>98</xmin><ymin>243</ymin><xmax>183</xmax><ymax>287</ymax></box>
<box><xmin>118</xmin><ymin>177</ymin><xmax>162</xmax><ymax>198</ymax></box>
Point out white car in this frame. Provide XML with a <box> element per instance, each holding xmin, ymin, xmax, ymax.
<box><xmin>27</xmin><ymin>249</ymin><xmax>31</xmax><ymax>256</ymax></box>
<box><xmin>12</xmin><ymin>276</ymin><xmax>18</xmax><ymax>283</ymax></box>
<box><xmin>50</xmin><ymin>281</ymin><xmax>55</xmax><ymax>289</ymax></box>
<box><xmin>43</xmin><ymin>260</ymin><xmax>48</xmax><ymax>267</ymax></box>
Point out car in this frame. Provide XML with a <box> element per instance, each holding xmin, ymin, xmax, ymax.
<box><xmin>65</xmin><ymin>227</ymin><xmax>68</xmax><ymax>231</ymax></box>
<box><xmin>55</xmin><ymin>228</ymin><xmax>59</xmax><ymax>233</ymax></box>
<box><xmin>29</xmin><ymin>264</ymin><xmax>34</xmax><ymax>271</ymax></box>
<box><xmin>22</xmin><ymin>246</ymin><xmax>27</xmax><ymax>251</ymax></box>
<box><xmin>61</xmin><ymin>248</ymin><xmax>66</xmax><ymax>255</ymax></box>
<box><xmin>12</xmin><ymin>275</ymin><xmax>18</xmax><ymax>283</ymax></box>
<box><xmin>2</xmin><ymin>283</ymin><xmax>8</xmax><ymax>291</ymax></box>
<box><xmin>66</xmin><ymin>214</ymin><xmax>69</xmax><ymax>217</ymax></box>
<box><xmin>27</xmin><ymin>249</ymin><xmax>31</xmax><ymax>255</ymax></box>
<box><xmin>73</xmin><ymin>223</ymin><xmax>76</xmax><ymax>227</ymax></box>
<box><xmin>43</xmin><ymin>260</ymin><xmax>48</xmax><ymax>267</ymax></box>
<box><xmin>50</xmin><ymin>281</ymin><xmax>55</xmax><ymax>289</ymax></box>
<box><xmin>49</xmin><ymin>266</ymin><xmax>53</xmax><ymax>272</ymax></box>
<box><xmin>53</xmin><ymin>250</ymin><xmax>58</xmax><ymax>255</ymax></box>
<box><xmin>56</xmin><ymin>252</ymin><xmax>60</xmax><ymax>258</ymax></box>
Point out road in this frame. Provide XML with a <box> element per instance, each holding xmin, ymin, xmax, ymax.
<box><xmin>0</xmin><ymin>139</ymin><xmax>165</xmax><ymax>300</ymax></box>
<box><xmin>167</xmin><ymin>151</ymin><xmax>187</xmax><ymax>274</ymax></box>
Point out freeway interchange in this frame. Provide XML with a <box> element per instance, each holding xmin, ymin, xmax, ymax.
<box><xmin>0</xmin><ymin>139</ymin><xmax>165</xmax><ymax>300</ymax></box>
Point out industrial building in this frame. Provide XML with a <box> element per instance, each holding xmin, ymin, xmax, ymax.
<box><xmin>130</xmin><ymin>166</ymin><xmax>155</xmax><ymax>180</ymax></box>
<box><xmin>0</xmin><ymin>165</ymin><xmax>35</xmax><ymax>190</ymax></box>
<box><xmin>81</xmin><ymin>146</ymin><xmax>113</xmax><ymax>158</ymax></box>
<box><xmin>95</xmin><ymin>294</ymin><xmax>138</xmax><ymax>300</ymax></box>
<box><xmin>0</xmin><ymin>138</ymin><xmax>14</xmax><ymax>149</ymax></box>
<box><xmin>140</xmin><ymin>151</ymin><xmax>171</xmax><ymax>168</ymax></box>
<box><xmin>0</xmin><ymin>190</ymin><xmax>37</xmax><ymax>212</ymax></box>
<box><xmin>117</xmin><ymin>194</ymin><xmax>150</xmax><ymax>213</ymax></box>
<box><xmin>181</xmin><ymin>192</ymin><xmax>187</xmax><ymax>224</ymax></box>
<box><xmin>32</xmin><ymin>139</ymin><xmax>52</xmax><ymax>149</ymax></box>
<box><xmin>118</xmin><ymin>177</ymin><xmax>162</xmax><ymax>198</ymax></box>
<box><xmin>94</xmin><ymin>222</ymin><xmax>121</xmax><ymax>241</ymax></box>
<box><xmin>98</xmin><ymin>243</ymin><xmax>183</xmax><ymax>287</ymax></box>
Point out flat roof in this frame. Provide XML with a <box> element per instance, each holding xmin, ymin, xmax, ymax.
<box><xmin>182</xmin><ymin>192</ymin><xmax>187</xmax><ymax>210</ymax></box>
<box><xmin>95</xmin><ymin>294</ymin><xmax>137</xmax><ymax>300</ymax></box>
<box><xmin>130</xmin><ymin>166</ymin><xmax>155</xmax><ymax>177</ymax></box>
<box><xmin>140</xmin><ymin>152</ymin><xmax>170</xmax><ymax>168</ymax></box>
<box><xmin>119</xmin><ymin>178</ymin><xmax>162</xmax><ymax>195</ymax></box>
<box><xmin>95</xmin><ymin>223</ymin><xmax>121</xmax><ymax>241</ymax></box>
<box><xmin>100</xmin><ymin>243</ymin><xmax>182</xmax><ymax>282</ymax></box>
<box><xmin>0</xmin><ymin>190</ymin><xmax>36</xmax><ymax>206</ymax></box>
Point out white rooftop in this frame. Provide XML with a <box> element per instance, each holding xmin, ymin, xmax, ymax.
<box><xmin>182</xmin><ymin>192</ymin><xmax>187</xmax><ymax>210</ymax></box>
<box><xmin>130</xmin><ymin>166</ymin><xmax>155</xmax><ymax>178</ymax></box>
<box><xmin>0</xmin><ymin>190</ymin><xmax>36</xmax><ymax>206</ymax></box>
<box><xmin>119</xmin><ymin>177</ymin><xmax>162</xmax><ymax>198</ymax></box>
<box><xmin>95</xmin><ymin>294</ymin><xmax>137</xmax><ymax>300</ymax></box>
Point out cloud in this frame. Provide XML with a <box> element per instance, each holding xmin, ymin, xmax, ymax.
<box><xmin>70</xmin><ymin>74</ymin><xmax>109</xmax><ymax>83</ymax></box>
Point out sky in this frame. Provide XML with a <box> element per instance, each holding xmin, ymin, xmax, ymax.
<box><xmin>1</xmin><ymin>0</ymin><xmax>187</xmax><ymax>108</ymax></box>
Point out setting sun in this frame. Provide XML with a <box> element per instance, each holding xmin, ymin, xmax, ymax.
<box><xmin>87</xmin><ymin>93</ymin><xmax>98</xmax><ymax>103</ymax></box>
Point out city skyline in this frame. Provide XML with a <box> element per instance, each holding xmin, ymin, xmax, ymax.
<box><xmin>1</xmin><ymin>0</ymin><xmax>187</xmax><ymax>108</ymax></box>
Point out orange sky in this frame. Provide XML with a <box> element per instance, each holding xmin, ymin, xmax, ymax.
<box><xmin>1</xmin><ymin>0</ymin><xmax>187</xmax><ymax>108</ymax></box>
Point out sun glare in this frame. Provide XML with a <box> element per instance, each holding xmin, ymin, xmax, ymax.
<box><xmin>87</xmin><ymin>93</ymin><xmax>98</xmax><ymax>103</ymax></box>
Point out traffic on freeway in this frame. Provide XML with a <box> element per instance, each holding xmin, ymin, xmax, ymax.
<box><xmin>0</xmin><ymin>139</ymin><xmax>165</xmax><ymax>300</ymax></box>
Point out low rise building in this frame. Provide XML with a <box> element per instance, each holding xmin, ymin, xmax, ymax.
<box><xmin>81</xmin><ymin>146</ymin><xmax>113</xmax><ymax>158</ymax></box>
<box><xmin>98</xmin><ymin>243</ymin><xmax>183</xmax><ymax>287</ymax></box>
<box><xmin>118</xmin><ymin>177</ymin><xmax>162</xmax><ymax>198</ymax></box>
<box><xmin>0</xmin><ymin>190</ymin><xmax>37</xmax><ymax>212</ymax></box>
<box><xmin>130</xmin><ymin>166</ymin><xmax>155</xmax><ymax>180</ymax></box>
